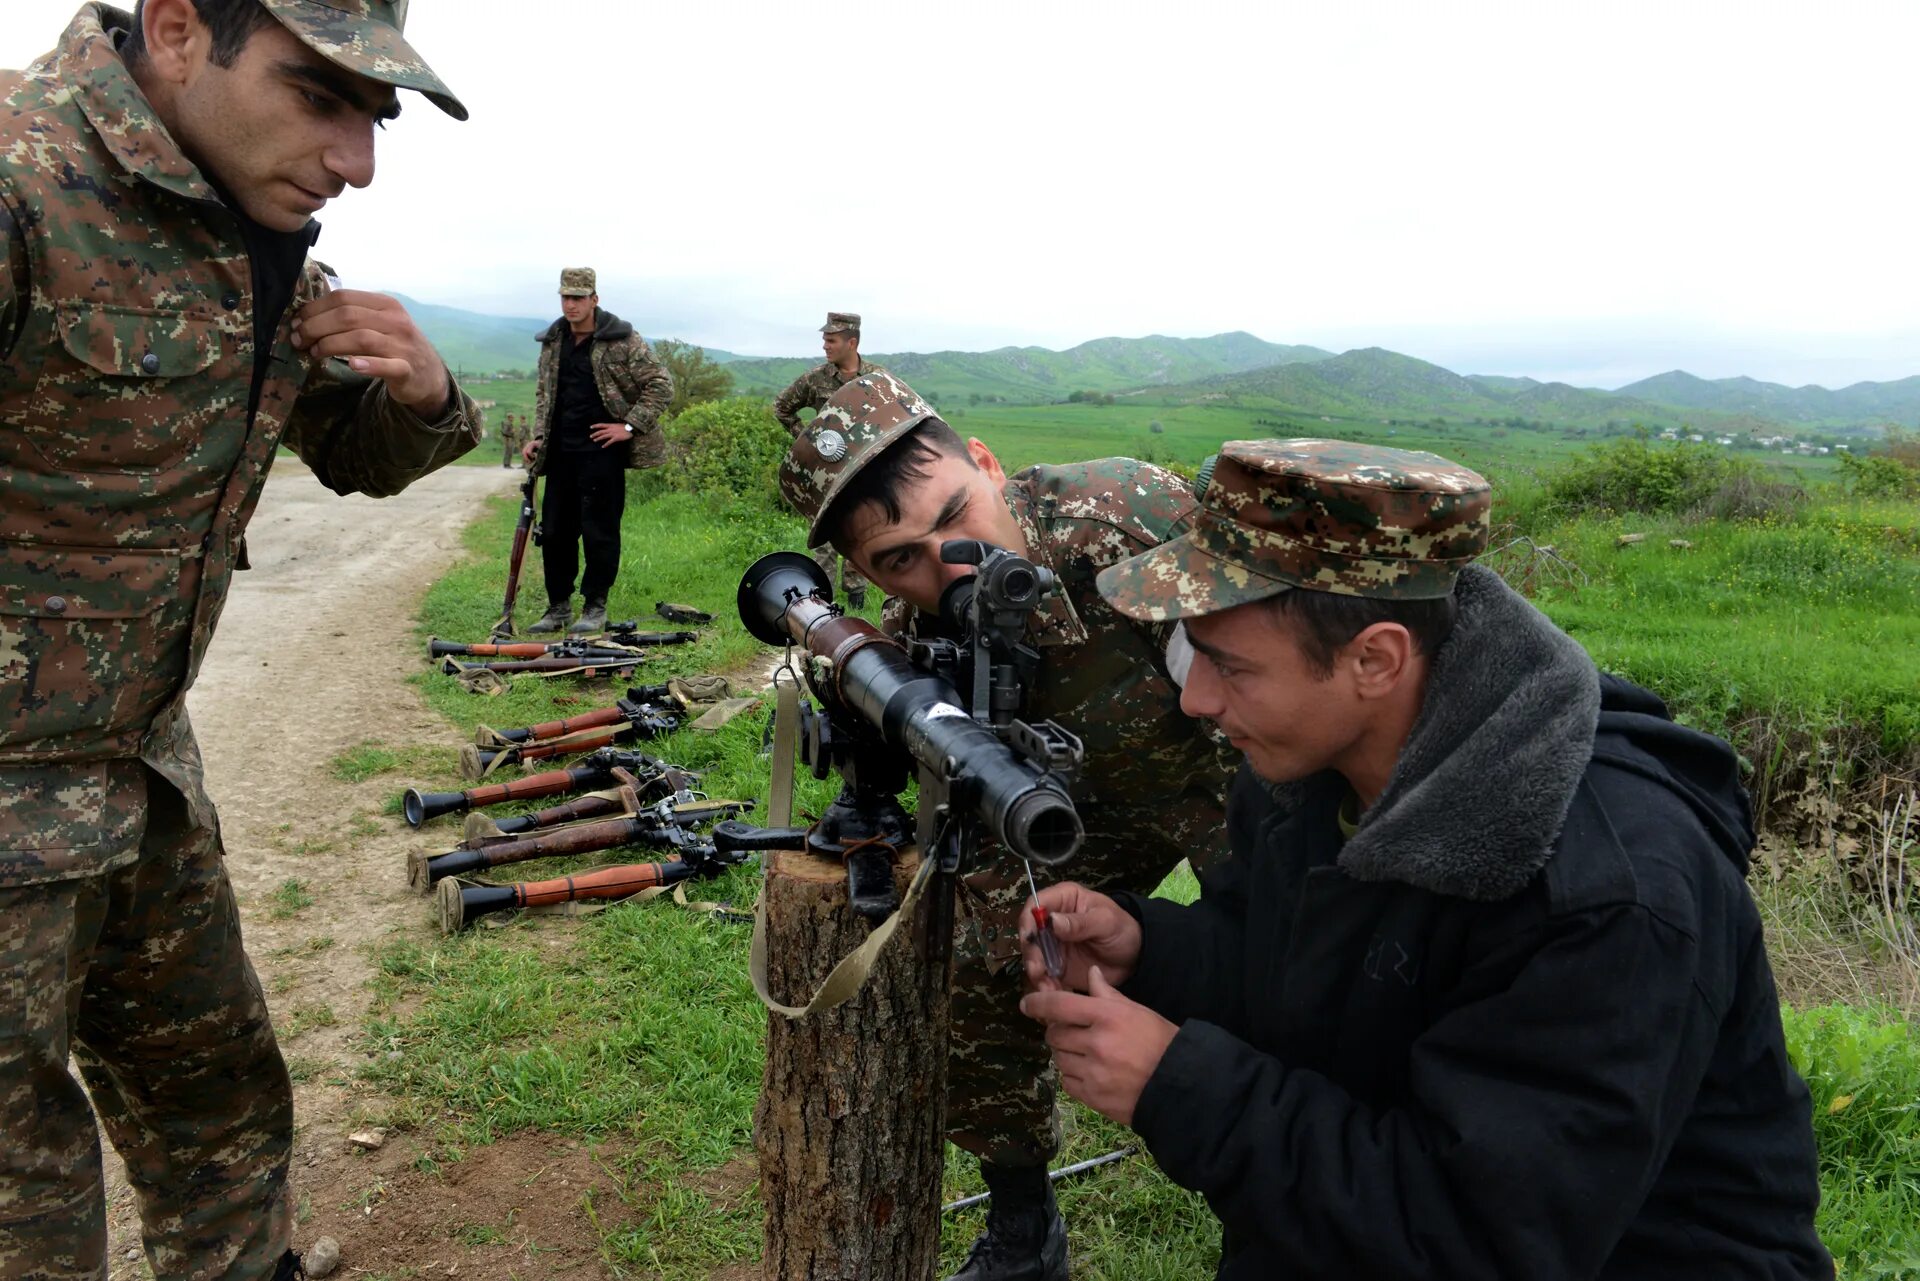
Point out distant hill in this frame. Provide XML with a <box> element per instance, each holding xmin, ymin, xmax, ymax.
<box><xmin>400</xmin><ymin>297</ymin><xmax>748</xmax><ymax>376</ymax></box>
<box><xmin>394</xmin><ymin>296</ymin><xmax>547</xmax><ymax>376</ymax></box>
<box><xmin>1615</xmin><ymin>370</ymin><xmax>1919</xmax><ymax>431</ymax></box>
<box><xmin>1170</xmin><ymin>348</ymin><xmax>1765</xmax><ymax>434</ymax></box>
<box><xmin>400</xmin><ymin>296</ymin><xmax>1902</xmax><ymax>436</ymax></box>
<box><xmin>718</xmin><ymin>332</ymin><xmax>1333</xmax><ymax>405</ymax></box>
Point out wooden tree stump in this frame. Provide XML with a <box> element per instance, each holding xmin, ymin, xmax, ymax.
<box><xmin>755</xmin><ymin>848</ymin><xmax>950</xmax><ymax>1281</ymax></box>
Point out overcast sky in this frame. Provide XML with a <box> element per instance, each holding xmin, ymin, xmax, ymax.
<box><xmin>9</xmin><ymin>2</ymin><xmax>1920</xmax><ymax>388</ymax></box>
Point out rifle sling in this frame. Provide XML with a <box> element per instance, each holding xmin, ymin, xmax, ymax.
<box><xmin>768</xmin><ymin>675</ymin><xmax>800</xmax><ymax>829</ymax></box>
<box><xmin>748</xmin><ymin>850</ymin><xmax>936</xmax><ymax>1020</ymax></box>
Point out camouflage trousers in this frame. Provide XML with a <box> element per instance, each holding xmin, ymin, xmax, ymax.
<box><xmin>944</xmin><ymin>789</ymin><xmax>1228</xmax><ymax>1170</ymax></box>
<box><xmin>811</xmin><ymin>544</ymin><xmax>867</xmax><ymax>607</ymax></box>
<box><xmin>0</xmin><ymin>768</ymin><xmax>293</xmax><ymax>1280</ymax></box>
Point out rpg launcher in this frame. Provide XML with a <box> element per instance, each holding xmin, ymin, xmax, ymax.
<box><xmin>435</xmin><ymin>818</ymin><xmax>807</xmax><ymax>932</ymax></box>
<box><xmin>460</xmin><ymin>691</ymin><xmax>685</xmax><ymax>777</ymax></box>
<box><xmin>411</xmin><ymin>794</ymin><xmax>753</xmax><ymax>892</ymax></box>
<box><xmin>736</xmin><ymin>543</ymin><xmax>1083</xmax><ymax>933</ymax></box>
<box><xmin>402</xmin><ymin>746</ymin><xmax>692</xmax><ymax>827</ymax></box>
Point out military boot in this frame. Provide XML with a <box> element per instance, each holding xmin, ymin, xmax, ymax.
<box><xmin>947</xmin><ymin>1163</ymin><xmax>1068</xmax><ymax>1281</ymax></box>
<box><xmin>529</xmin><ymin>601</ymin><xmax>571</xmax><ymax>634</ymax></box>
<box><xmin>569</xmin><ymin>600</ymin><xmax>608</xmax><ymax>635</ymax></box>
<box><xmin>270</xmin><ymin>1250</ymin><xmax>306</xmax><ymax>1280</ymax></box>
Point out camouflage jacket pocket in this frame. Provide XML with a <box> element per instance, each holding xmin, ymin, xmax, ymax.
<box><xmin>0</xmin><ymin>760</ymin><xmax>144</xmax><ymax>885</ymax></box>
<box><xmin>20</xmin><ymin>305</ymin><xmax>229</xmax><ymax>471</ymax></box>
<box><xmin>0</xmin><ymin>543</ymin><xmax>184</xmax><ymax>754</ymax></box>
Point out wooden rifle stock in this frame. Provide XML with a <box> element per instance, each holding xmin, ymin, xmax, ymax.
<box><xmin>493</xmin><ymin>473</ymin><xmax>541</xmax><ymax>639</ymax></box>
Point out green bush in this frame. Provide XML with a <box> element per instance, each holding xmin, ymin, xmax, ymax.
<box><xmin>653</xmin><ymin>339</ymin><xmax>736</xmax><ymax>420</ymax></box>
<box><xmin>1545</xmin><ymin>437</ymin><xmax>1803</xmax><ymax>521</ymax></box>
<box><xmin>659</xmin><ymin>396</ymin><xmax>790</xmax><ymax>513</ymax></box>
<box><xmin>1840</xmin><ymin>449</ymin><xmax>1920</xmax><ymax>500</ymax></box>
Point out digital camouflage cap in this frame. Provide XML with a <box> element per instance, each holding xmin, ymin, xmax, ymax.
<box><xmin>558</xmin><ymin>267</ymin><xmax>596</xmax><ymax>297</ymax></box>
<box><xmin>1096</xmin><ymin>438</ymin><xmax>1491</xmax><ymax>621</ymax></box>
<box><xmin>779</xmin><ymin>371</ymin><xmax>938</xmax><ymax>547</ymax></box>
<box><xmin>820</xmin><ymin>311</ymin><xmax>861</xmax><ymax>334</ymax></box>
<box><xmin>256</xmin><ymin>0</ymin><xmax>468</xmax><ymax>121</ymax></box>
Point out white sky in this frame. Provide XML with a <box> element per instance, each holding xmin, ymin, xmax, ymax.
<box><xmin>8</xmin><ymin>1</ymin><xmax>1920</xmax><ymax>389</ymax></box>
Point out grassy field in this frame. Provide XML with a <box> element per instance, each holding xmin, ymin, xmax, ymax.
<box><xmin>346</xmin><ymin>407</ymin><xmax>1920</xmax><ymax>1278</ymax></box>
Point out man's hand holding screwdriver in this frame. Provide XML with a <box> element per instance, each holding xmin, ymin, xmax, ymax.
<box><xmin>1016</xmin><ymin>882</ymin><xmax>1177</xmax><ymax>1127</ymax></box>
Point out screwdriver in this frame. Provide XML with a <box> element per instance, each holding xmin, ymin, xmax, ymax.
<box><xmin>1025</xmin><ymin>857</ymin><xmax>1064</xmax><ymax>981</ymax></box>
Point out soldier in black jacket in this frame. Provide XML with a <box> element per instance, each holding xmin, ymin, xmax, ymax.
<box><xmin>1020</xmin><ymin>438</ymin><xmax>1831</xmax><ymax>1280</ymax></box>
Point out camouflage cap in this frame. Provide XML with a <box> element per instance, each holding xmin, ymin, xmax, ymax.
<box><xmin>558</xmin><ymin>267</ymin><xmax>596</xmax><ymax>297</ymax></box>
<box><xmin>1096</xmin><ymin>438</ymin><xmax>1491</xmax><ymax>621</ymax></box>
<box><xmin>256</xmin><ymin>1</ymin><xmax>468</xmax><ymax>121</ymax></box>
<box><xmin>779</xmin><ymin>372</ymin><xmax>938</xmax><ymax>547</ymax></box>
<box><xmin>819</xmin><ymin>311</ymin><xmax>861</xmax><ymax>335</ymax></box>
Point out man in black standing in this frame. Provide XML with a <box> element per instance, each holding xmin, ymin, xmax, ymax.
<box><xmin>523</xmin><ymin>267</ymin><xmax>672</xmax><ymax>634</ymax></box>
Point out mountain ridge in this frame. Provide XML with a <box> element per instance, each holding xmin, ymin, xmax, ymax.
<box><xmin>399</xmin><ymin>297</ymin><xmax>1901</xmax><ymax>433</ymax></box>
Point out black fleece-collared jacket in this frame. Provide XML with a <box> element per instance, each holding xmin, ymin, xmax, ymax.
<box><xmin>530</xmin><ymin>308</ymin><xmax>672</xmax><ymax>471</ymax></box>
<box><xmin>1115</xmin><ymin>566</ymin><xmax>1831</xmax><ymax>1280</ymax></box>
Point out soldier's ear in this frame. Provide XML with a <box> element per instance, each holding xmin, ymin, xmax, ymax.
<box><xmin>139</xmin><ymin>0</ymin><xmax>209</xmax><ymax>85</ymax></box>
<box><xmin>966</xmin><ymin>438</ymin><xmax>1007</xmax><ymax>486</ymax></box>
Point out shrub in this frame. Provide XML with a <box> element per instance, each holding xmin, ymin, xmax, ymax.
<box><xmin>1543</xmin><ymin>437</ymin><xmax>1803</xmax><ymax>521</ymax></box>
<box><xmin>659</xmin><ymin>396</ymin><xmax>789</xmax><ymax>512</ymax></box>
<box><xmin>652</xmin><ymin>339</ymin><xmax>735</xmax><ymax>419</ymax></box>
<box><xmin>1840</xmin><ymin>449</ymin><xmax>1920</xmax><ymax>500</ymax></box>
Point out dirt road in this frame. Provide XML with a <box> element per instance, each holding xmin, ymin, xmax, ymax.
<box><xmin>98</xmin><ymin>460</ymin><xmax>567</xmax><ymax>1277</ymax></box>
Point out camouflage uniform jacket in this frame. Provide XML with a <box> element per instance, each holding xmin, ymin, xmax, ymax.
<box><xmin>0</xmin><ymin>6</ymin><xmax>482</xmax><ymax>884</ymax></box>
<box><xmin>891</xmin><ymin>457</ymin><xmax>1241</xmax><ymax>824</ymax></box>
<box><xmin>530</xmin><ymin>309</ymin><xmax>672</xmax><ymax>471</ymax></box>
<box><xmin>772</xmin><ymin>359</ymin><xmax>882</xmax><ymax>436</ymax></box>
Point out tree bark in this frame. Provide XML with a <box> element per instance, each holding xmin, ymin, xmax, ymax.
<box><xmin>756</xmin><ymin>848</ymin><xmax>950</xmax><ymax>1281</ymax></box>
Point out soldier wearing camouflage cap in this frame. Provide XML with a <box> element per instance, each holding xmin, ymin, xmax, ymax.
<box><xmin>522</xmin><ymin>268</ymin><xmax>674</xmax><ymax>636</ymax></box>
<box><xmin>1018</xmin><ymin>440</ymin><xmax>1829</xmax><ymax>1280</ymax></box>
<box><xmin>782</xmin><ymin>374</ymin><xmax>1241</xmax><ymax>1281</ymax></box>
<box><xmin>773</xmin><ymin>312</ymin><xmax>885</xmax><ymax>608</ymax></box>
<box><xmin>0</xmin><ymin>2</ymin><xmax>479</xmax><ymax>1276</ymax></box>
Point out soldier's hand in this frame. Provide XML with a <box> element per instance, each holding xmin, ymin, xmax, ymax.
<box><xmin>1018</xmin><ymin>882</ymin><xmax>1142</xmax><ymax>992</ymax></box>
<box><xmin>589</xmin><ymin>422</ymin><xmax>632</xmax><ymax>448</ymax></box>
<box><xmin>1020</xmin><ymin>967</ymin><xmax>1176</xmax><ymax>1127</ymax></box>
<box><xmin>291</xmin><ymin>290</ymin><xmax>452</xmax><ymax>418</ymax></box>
<box><xmin>521</xmin><ymin>439</ymin><xmax>540</xmax><ymax>464</ymax></box>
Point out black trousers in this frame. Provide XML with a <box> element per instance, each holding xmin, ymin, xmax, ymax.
<box><xmin>540</xmin><ymin>446</ymin><xmax>627</xmax><ymax>605</ymax></box>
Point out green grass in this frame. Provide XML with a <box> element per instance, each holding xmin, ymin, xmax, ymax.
<box><xmin>1520</xmin><ymin>499</ymin><xmax>1920</xmax><ymax>793</ymax></box>
<box><xmin>267</xmin><ymin>877</ymin><xmax>315</xmax><ymax>920</ymax></box>
<box><xmin>1785</xmin><ymin>1004</ymin><xmax>1920</xmax><ymax>1273</ymax></box>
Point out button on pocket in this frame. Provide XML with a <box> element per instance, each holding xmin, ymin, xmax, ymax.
<box><xmin>0</xmin><ymin>543</ymin><xmax>184</xmax><ymax>750</ymax></box>
<box><xmin>19</xmin><ymin>305</ymin><xmax>229</xmax><ymax>471</ymax></box>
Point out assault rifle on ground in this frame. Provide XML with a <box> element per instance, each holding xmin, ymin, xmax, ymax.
<box><xmin>736</xmin><ymin>543</ymin><xmax>1083</xmax><ymax>931</ymax></box>
<box><xmin>434</xmin><ymin>818</ymin><xmax>807</xmax><ymax>932</ymax></box>
<box><xmin>440</xmin><ymin>655</ymin><xmax>644</xmax><ymax>680</ymax></box>
<box><xmin>429</xmin><ymin>628</ymin><xmax>698</xmax><ymax>663</ymax></box>
<box><xmin>402</xmin><ymin>745</ymin><xmax>693</xmax><ymax>827</ymax></box>
<box><xmin>491</xmin><ymin>470</ymin><xmax>542</xmax><ymax>640</ymax></box>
